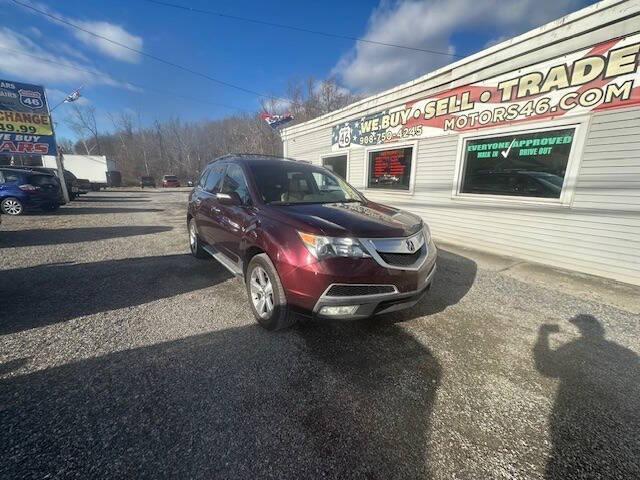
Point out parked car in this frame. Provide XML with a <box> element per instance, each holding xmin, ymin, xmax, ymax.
<box><xmin>140</xmin><ymin>176</ymin><xmax>156</xmax><ymax>188</ymax></box>
<box><xmin>9</xmin><ymin>166</ymin><xmax>77</xmax><ymax>200</ymax></box>
<box><xmin>0</xmin><ymin>167</ymin><xmax>63</xmax><ymax>215</ymax></box>
<box><xmin>75</xmin><ymin>178</ymin><xmax>91</xmax><ymax>195</ymax></box>
<box><xmin>162</xmin><ymin>175</ymin><xmax>180</xmax><ymax>188</ymax></box>
<box><xmin>187</xmin><ymin>154</ymin><xmax>436</xmax><ymax>330</ymax></box>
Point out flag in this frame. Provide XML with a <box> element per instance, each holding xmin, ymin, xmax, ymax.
<box><xmin>64</xmin><ymin>89</ymin><xmax>82</xmax><ymax>103</ymax></box>
<box><xmin>261</xmin><ymin>111</ymin><xmax>294</xmax><ymax>129</ymax></box>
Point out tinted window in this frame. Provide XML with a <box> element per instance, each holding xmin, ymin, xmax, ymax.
<box><xmin>367</xmin><ymin>147</ymin><xmax>412</xmax><ymax>190</ymax></box>
<box><xmin>30</xmin><ymin>174</ymin><xmax>58</xmax><ymax>187</ymax></box>
<box><xmin>461</xmin><ymin>128</ymin><xmax>574</xmax><ymax>199</ymax></box>
<box><xmin>164</xmin><ymin>175</ymin><xmax>178</xmax><ymax>180</ymax></box>
<box><xmin>1</xmin><ymin>171</ymin><xmax>22</xmax><ymax>183</ymax></box>
<box><xmin>220</xmin><ymin>164</ymin><xmax>251</xmax><ymax>205</ymax></box>
<box><xmin>204</xmin><ymin>165</ymin><xmax>224</xmax><ymax>193</ymax></box>
<box><xmin>248</xmin><ymin>161</ymin><xmax>361</xmax><ymax>205</ymax></box>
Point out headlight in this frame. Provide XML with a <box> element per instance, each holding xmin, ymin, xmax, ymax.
<box><xmin>422</xmin><ymin>222</ymin><xmax>432</xmax><ymax>244</ymax></box>
<box><xmin>298</xmin><ymin>231</ymin><xmax>370</xmax><ymax>260</ymax></box>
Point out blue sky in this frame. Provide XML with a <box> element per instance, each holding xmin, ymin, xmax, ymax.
<box><xmin>0</xmin><ymin>0</ymin><xmax>597</xmax><ymax>141</ymax></box>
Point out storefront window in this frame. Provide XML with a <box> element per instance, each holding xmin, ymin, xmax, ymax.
<box><xmin>460</xmin><ymin>128</ymin><xmax>575</xmax><ymax>199</ymax></box>
<box><xmin>367</xmin><ymin>147</ymin><xmax>413</xmax><ymax>190</ymax></box>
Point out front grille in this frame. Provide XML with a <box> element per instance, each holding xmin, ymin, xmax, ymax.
<box><xmin>379</xmin><ymin>245</ymin><xmax>425</xmax><ymax>267</ymax></box>
<box><xmin>325</xmin><ymin>284</ymin><xmax>396</xmax><ymax>297</ymax></box>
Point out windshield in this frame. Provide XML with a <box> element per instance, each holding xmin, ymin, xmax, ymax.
<box><xmin>248</xmin><ymin>161</ymin><xmax>362</xmax><ymax>205</ymax></box>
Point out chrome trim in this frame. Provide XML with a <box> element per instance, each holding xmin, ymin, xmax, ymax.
<box><xmin>203</xmin><ymin>245</ymin><xmax>244</xmax><ymax>278</ymax></box>
<box><xmin>320</xmin><ymin>283</ymin><xmax>399</xmax><ymax>298</ymax></box>
<box><xmin>313</xmin><ymin>263</ymin><xmax>436</xmax><ymax>317</ymax></box>
<box><xmin>359</xmin><ymin>231</ymin><xmax>428</xmax><ymax>271</ymax></box>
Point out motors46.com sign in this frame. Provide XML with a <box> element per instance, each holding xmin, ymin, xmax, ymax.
<box><xmin>332</xmin><ymin>34</ymin><xmax>640</xmax><ymax>148</ymax></box>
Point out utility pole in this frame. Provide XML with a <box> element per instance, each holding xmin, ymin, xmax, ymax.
<box><xmin>44</xmin><ymin>89</ymin><xmax>70</xmax><ymax>204</ymax></box>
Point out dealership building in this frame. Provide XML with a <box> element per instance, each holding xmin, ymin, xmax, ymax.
<box><xmin>282</xmin><ymin>0</ymin><xmax>640</xmax><ymax>285</ymax></box>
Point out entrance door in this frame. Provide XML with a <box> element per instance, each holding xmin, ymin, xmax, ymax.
<box><xmin>322</xmin><ymin>155</ymin><xmax>347</xmax><ymax>179</ymax></box>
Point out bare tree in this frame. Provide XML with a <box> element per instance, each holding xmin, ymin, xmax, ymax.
<box><xmin>66</xmin><ymin>105</ymin><xmax>102</xmax><ymax>154</ymax></box>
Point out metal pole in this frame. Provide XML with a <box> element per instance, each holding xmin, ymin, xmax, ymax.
<box><xmin>44</xmin><ymin>89</ymin><xmax>70</xmax><ymax>204</ymax></box>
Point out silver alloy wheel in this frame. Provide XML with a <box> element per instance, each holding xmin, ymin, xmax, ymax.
<box><xmin>2</xmin><ymin>199</ymin><xmax>22</xmax><ymax>215</ymax></box>
<box><xmin>189</xmin><ymin>220</ymin><xmax>197</xmax><ymax>252</ymax></box>
<box><xmin>250</xmin><ymin>266</ymin><xmax>274</xmax><ymax>319</ymax></box>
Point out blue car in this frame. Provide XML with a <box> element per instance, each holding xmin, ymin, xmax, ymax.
<box><xmin>0</xmin><ymin>167</ymin><xmax>62</xmax><ymax>215</ymax></box>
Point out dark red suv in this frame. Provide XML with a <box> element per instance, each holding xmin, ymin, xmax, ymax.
<box><xmin>187</xmin><ymin>155</ymin><xmax>436</xmax><ymax>330</ymax></box>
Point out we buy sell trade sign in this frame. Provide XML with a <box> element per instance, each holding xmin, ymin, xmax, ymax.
<box><xmin>0</xmin><ymin>79</ymin><xmax>56</xmax><ymax>156</ymax></box>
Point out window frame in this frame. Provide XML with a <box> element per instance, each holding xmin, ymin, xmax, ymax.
<box><xmin>362</xmin><ymin>141</ymin><xmax>418</xmax><ymax>195</ymax></box>
<box><xmin>320</xmin><ymin>151</ymin><xmax>350</xmax><ymax>181</ymax></box>
<box><xmin>451</xmin><ymin>117</ymin><xmax>590</xmax><ymax>207</ymax></box>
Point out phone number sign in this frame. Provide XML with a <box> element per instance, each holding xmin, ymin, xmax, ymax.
<box><xmin>0</xmin><ymin>79</ymin><xmax>57</xmax><ymax>155</ymax></box>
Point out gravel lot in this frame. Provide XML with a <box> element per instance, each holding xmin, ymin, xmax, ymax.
<box><xmin>1</xmin><ymin>190</ymin><xmax>638</xmax><ymax>479</ymax></box>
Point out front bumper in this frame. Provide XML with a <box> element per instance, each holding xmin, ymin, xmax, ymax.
<box><xmin>313</xmin><ymin>262</ymin><xmax>436</xmax><ymax>319</ymax></box>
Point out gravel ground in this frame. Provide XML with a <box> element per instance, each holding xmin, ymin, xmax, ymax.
<box><xmin>0</xmin><ymin>190</ymin><xmax>638</xmax><ymax>479</ymax></box>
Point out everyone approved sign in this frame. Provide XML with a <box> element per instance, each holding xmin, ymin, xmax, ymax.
<box><xmin>0</xmin><ymin>79</ymin><xmax>57</xmax><ymax>155</ymax></box>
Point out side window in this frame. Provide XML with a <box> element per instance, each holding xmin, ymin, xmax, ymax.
<box><xmin>221</xmin><ymin>164</ymin><xmax>251</xmax><ymax>205</ymax></box>
<box><xmin>198</xmin><ymin>168</ymin><xmax>210</xmax><ymax>188</ymax></box>
<box><xmin>204</xmin><ymin>165</ymin><xmax>225</xmax><ymax>193</ymax></box>
<box><xmin>3</xmin><ymin>172</ymin><xmax>21</xmax><ymax>183</ymax></box>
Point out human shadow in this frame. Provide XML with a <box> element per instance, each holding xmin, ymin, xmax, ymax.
<box><xmin>0</xmin><ymin>226</ymin><xmax>172</xmax><ymax>248</ymax></box>
<box><xmin>0</xmin><ymin>254</ymin><xmax>230</xmax><ymax>334</ymax></box>
<box><xmin>1</xmin><ymin>323</ymin><xmax>440</xmax><ymax>478</ymax></box>
<box><xmin>534</xmin><ymin>315</ymin><xmax>640</xmax><ymax>478</ymax></box>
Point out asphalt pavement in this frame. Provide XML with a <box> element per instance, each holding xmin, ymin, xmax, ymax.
<box><xmin>1</xmin><ymin>189</ymin><xmax>638</xmax><ymax>479</ymax></box>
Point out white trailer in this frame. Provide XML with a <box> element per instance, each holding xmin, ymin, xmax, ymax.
<box><xmin>42</xmin><ymin>155</ymin><xmax>116</xmax><ymax>190</ymax></box>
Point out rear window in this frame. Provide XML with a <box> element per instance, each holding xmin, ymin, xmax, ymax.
<box><xmin>30</xmin><ymin>174</ymin><xmax>58</xmax><ymax>186</ymax></box>
<box><xmin>164</xmin><ymin>175</ymin><xmax>178</xmax><ymax>180</ymax></box>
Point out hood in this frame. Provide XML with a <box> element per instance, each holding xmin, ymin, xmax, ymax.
<box><xmin>263</xmin><ymin>201</ymin><xmax>422</xmax><ymax>238</ymax></box>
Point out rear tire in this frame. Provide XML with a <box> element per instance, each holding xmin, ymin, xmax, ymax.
<box><xmin>246</xmin><ymin>254</ymin><xmax>296</xmax><ymax>330</ymax></box>
<box><xmin>1</xmin><ymin>197</ymin><xmax>24</xmax><ymax>215</ymax></box>
<box><xmin>188</xmin><ymin>218</ymin><xmax>209</xmax><ymax>259</ymax></box>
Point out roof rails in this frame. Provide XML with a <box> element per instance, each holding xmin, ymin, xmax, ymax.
<box><xmin>207</xmin><ymin>153</ymin><xmax>298</xmax><ymax>164</ymax></box>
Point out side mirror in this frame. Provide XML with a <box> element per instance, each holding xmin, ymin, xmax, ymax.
<box><xmin>216</xmin><ymin>191</ymin><xmax>242</xmax><ymax>205</ymax></box>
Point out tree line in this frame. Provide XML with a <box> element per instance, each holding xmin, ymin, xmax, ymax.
<box><xmin>61</xmin><ymin>77</ymin><xmax>358</xmax><ymax>184</ymax></box>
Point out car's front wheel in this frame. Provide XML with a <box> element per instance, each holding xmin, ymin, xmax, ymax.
<box><xmin>246</xmin><ymin>254</ymin><xmax>296</xmax><ymax>330</ymax></box>
<box><xmin>1</xmin><ymin>197</ymin><xmax>24</xmax><ymax>215</ymax></box>
<box><xmin>188</xmin><ymin>218</ymin><xmax>209</xmax><ymax>259</ymax></box>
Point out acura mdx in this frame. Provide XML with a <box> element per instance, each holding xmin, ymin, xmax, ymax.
<box><xmin>187</xmin><ymin>154</ymin><xmax>436</xmax><ymax>330</ymax></box>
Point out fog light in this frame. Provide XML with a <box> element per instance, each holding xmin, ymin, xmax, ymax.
<box><xmin>319</xmin><ymin>305</ymin><xmax>359</xmax><ymax>316</ymax></box>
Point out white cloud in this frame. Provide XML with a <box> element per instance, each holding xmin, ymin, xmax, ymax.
<box><xmin>71</xmin><ymin>20</ymin><xmax>143</xmax><ymax>63</ymax></box>
<box><xmin>0</xmin><ymin>27</ymin><xmax>132</xmax><ymax>89</ymax></box>
<box><xmin>334</xmin><ymin>0</ymin><xmax>586</xmax><ymax>93</ymax></box>
<box><xmin>19</xmin><ymin>1</ymin><xmax>143</xmax><ymax>63</ymax></box>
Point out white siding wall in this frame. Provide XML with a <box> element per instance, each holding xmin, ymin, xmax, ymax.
<box><xmin>286</xmin><ymin>108</ymin><xmax>640</xmax><ymax>285</ymax></box>
<box><xmin>284</xmin><ymin>1</ymin><xmax>640</xmax><ymax>285</ymax></box>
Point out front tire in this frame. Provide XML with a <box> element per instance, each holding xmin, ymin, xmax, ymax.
<box><xmin>1</xmin><ymin>197</ymin><xmax>24</xmax><ymax>215</ymax></box>
<box><xmin>246</xmin><ymin>254</ymin><xmax>296</xmax><ymax>330</ymax></box>
<box><xmin>188</xmin><ymin>218</ymin><xmax>209</xmax><ymax>259</ymax></box>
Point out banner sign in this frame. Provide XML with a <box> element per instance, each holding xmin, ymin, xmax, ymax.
<box><xmin>332</xmin><ymin>35</ymin><xmax>640</xmax><ymax>149</ymax></box>
<box><xmin>0</xmin><ymin>79</ymin><xmax>56</xmax><ymax>155</ymax></box>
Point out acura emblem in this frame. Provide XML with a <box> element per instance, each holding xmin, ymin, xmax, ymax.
<box><xmin>406</xmin><ymin>239</ymin><xmax>415</xmax><ymax>252</ymax></box>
